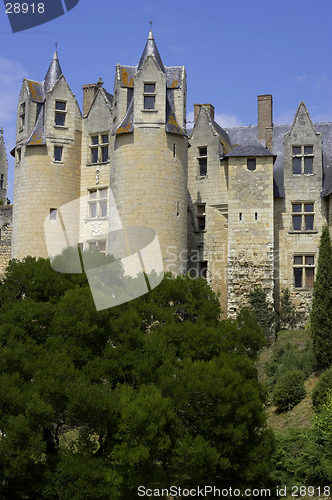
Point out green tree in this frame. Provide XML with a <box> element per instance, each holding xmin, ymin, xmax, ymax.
<box><xmin>0</xmin><ymin>255</ymin><xmax>274</xmax><ymax>499</ymax></box>
<box><xmin>248</xmin><ymin>286</ymin><xmax>276</xmax><ymax>344</ymax></box>
<box><xmin>310</xmin><ymin>226</ymin><xmax>332</xmax><ymax>368</ymax></box>
<box><xmin>278</xmin><ymin>288</ymin><xmax>305</xmax><ymax>330</ymax></box>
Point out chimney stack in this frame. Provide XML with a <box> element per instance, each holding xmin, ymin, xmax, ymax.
<box><xmin>257</xmin><ymin>94</ymin><xmax>273</xmax><ymax>151</ymax></box>
<box><xmin>194</xmin><ymin>103</ymin><xmax>215</xmax><ymax>122</ymax></box>
<box><xmin>82</xmin><ymin>78</ymin><xmax>104</xmax><ymax>117</ymax></box>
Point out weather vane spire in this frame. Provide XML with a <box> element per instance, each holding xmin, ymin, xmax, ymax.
<box><xmin>150</xmin><ymin>20</ymin><xmax>152</xmax><ymax>29</ymax></box>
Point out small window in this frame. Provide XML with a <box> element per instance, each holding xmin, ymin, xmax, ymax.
<box><xmin>255</xmin><ymin>212</ymin><xmax>257</xmax><ymax>220</ymax></box>
<box><xmin>239</xmin><ymin>213</ymin><xmax>242</xmax><ymax>221</ymax></box>
<box><xmin>199</xmin><ymin>261</ymin><xmax>208</xmax><ymax>279</ymax></box>
<box><xmin>54</xmin><ymin>147</ymin><xmax>63</xmax><ymax>162</ymax></box>
<box><xmin>176</xmin><ymin>200</ymin><xmax>179</xmax><ymax>217</ymax></box>
<box><xmin>0</xmin><ymin>174</ymin><xmax>4</xmax><ymax>189</ymax></box>
<box><xmin>197</xmin><ymin>203</ymin><xmax>206</xmax><ymax>230</ymax></box>
<box><xmin>144</xmin><ymin>83</ymin><xmax>156</xmax><ymax>110</ymax></box>
<box><xmin>198</xmin><ymin>147</ymin><xmax>207</xmax><ymax>157</ymax></box>
<box><xmin>144</xmin><ymin>84</ymin><xmax>155</xmax><ymax>93</ymax></box>
<box><xmin>247</xmin><ymin>159</ymin><xmax>256</xmax><ymax>171</ymax></box>
<box><xmin>144</xmin><ymin>96</ymin><xmax>155</xmax><ymax>110</ymax></box>
<box><xmin>198</xmin><ymin>158</ymin><xmax>207</xmax><ymax>176</ymax></box>
<box><xmin>17</xmin><ymin>148</ymin><xmax>21</xmax><ymax>162</ymax></box>
<box><xmin>292</xmin><ymin>157</ymin><xmax>301</xmax><ymax>174</ymax></box>
<box><xmin>173</xmin><ymin>143</ymin><xmax>176</xmax><ymax>158</ymax></box>
<box><xmin>20</xmin><ymin>103</ymin><xmax>25</xmax><ymax>129</ymax></box>
<box><xmin>55</xmin><ymin>101</ymin><xmax>66</xmax><ymax>127</ymax></box>
<box><xmin>50</xmin><ymin>208</ymin><xmax>57</xmax><ymax>221</ymax></box>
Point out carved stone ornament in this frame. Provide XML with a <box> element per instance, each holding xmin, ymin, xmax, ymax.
<box><xmin>90</xmin><ymin>221</ymin><xmax>103</xmax><ymax>236</ymax></box>
<box><xmin>96</xmin><ymin>166</ymin><xmax>100</xmax><ymax>185</ymax></box>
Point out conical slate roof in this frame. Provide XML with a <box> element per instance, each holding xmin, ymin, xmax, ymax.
<box><xmin>44</xmin><ymin>50</ymin><xmax>62</xmax><ymax>94</ymax></box>
<box><xmin>137</xmin><ymin>29</ymin><xmax>165</xmax><ymax>73</ymax></box>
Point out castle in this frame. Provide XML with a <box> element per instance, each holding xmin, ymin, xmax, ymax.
<box><xmin>1</xmin><ymin>30</ymin><xmax>332</xmax><ymax>316</ymax></box>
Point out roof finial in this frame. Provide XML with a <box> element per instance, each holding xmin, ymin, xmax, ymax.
<box><xmin>149</xmin><ymin>21</ymin><xmax>153</xmax><ymax>39</ymax></box>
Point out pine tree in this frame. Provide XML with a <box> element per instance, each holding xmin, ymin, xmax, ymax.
<box><xmin>311</xmin><ymin>226</ymin><xmax>332</xmax><ymax>368</ymax></box>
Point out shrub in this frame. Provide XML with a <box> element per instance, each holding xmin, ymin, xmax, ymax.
<box><xmin>278</xmin><ymin>288</ymin><xmax>306</xmax><ymax>330</ymax></box>
<box><xmin>312</xmin><ymin>367</ymin><xmax>332</xmax><ymax>410</ymax></box>
<box><xmin>248</xmin><ymin>286</ymin><xmax>276</xmax><ymax>344</ymax></box>
<box><xmin>274</xmin><ymin>370</ymin><xmax>306</xmax><ymax>412</ymax></box>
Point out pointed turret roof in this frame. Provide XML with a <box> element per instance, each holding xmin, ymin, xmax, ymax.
<box><xmin>137</xmin><ymin>29</ymin><xmax>165</xmax><ymax>73</ymax></box>
<box><xmin>44</xmin><ymin>50</ymin><xmax>62</xmax><ymax>94</ymax></box>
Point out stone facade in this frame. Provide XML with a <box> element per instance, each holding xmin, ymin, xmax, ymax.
<box><xmin>8</xmin><ymin>30</ymin><xmax>332</xmax><ymax>316</ymax></box>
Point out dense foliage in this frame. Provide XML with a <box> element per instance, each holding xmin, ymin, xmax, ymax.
<box><xmin>0</xmin><ymin>254</ymin><xmax>273</xmax><ymax>499</ymax></box>
<box><xmin>273</xmin><ymin>369</ymin><xmax>306</xmax><ymax>412</ymax></box>
<box><xmin>248</xmin><ymin>286</ymin><xmax>276</xmax><ymax>343</ymax></box>
<box><xmin>310</xmin><ymin>226</ymin><xmax>332</xmax><ymax>368</ymax></box>
<box><xmin>312</xmin><ymin>367</ymin><xmax>332</xmax><ymax>410</ymax></box>
<box><xmin>278</xmin><ymin>288</ymin><xmax>305</xmax><ymax>330</ymax></box>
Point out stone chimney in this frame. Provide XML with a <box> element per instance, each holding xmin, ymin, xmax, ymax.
<box><xmin>82</xmin><ymin>77</ymin><xmax>104</xmax><ymax>117</ymax></box>
<box><xmin>257</xmin><ymin>94</ymin><xmax>273</xmax><ymax>151</ymax></box>
<box><xmin>194</xmin><ymin>103</ymin><xmax>215</xmax><ymax>122</ymax></box>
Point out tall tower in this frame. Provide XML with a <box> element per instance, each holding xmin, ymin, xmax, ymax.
<box><xmin>12</xmin><ymin>51</ymin><xmax>82</xmax><ymax>260</ymax></box>
<box><xmin>110</xmin><ymin>30</ymin><xmax>188</xmax><ymax>274</ymax></box>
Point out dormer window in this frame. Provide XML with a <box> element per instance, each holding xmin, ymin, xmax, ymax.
<box><xmin>144</xmin><ymin>83</ymin><xmax>155</xmax><ymax>110</ymax></box>
<box><xmin>247</xmin><ymin>159</ymin><xmax>256</xmax><ymax>171</ymax></box>
<box><xmin>55</xmin><ymin>101</ymin><xmax>66</xmax><ymax>127</ymax></box>
<box><xmin>90</xmin><ymin>134</ymin><xmax>109</xmax><ymax>164</ymax></box>
<box><xmin>292</xmin><ymin>146</ymin><xmax>313</xmax><ymax>174</ymax></box>
<box><xmin>198</xmin><ymin>147</ymin><xmax>207</xmax><ymax>176</ymax></box>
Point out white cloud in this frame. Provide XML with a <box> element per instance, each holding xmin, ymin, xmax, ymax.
<box><xmin>214</xmin><ymin>112</ymin><xmax>244</xmax><ymax>128</ymax></box>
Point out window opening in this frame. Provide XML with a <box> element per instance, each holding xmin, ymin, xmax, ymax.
<box><xmin>55</xmin><ymin>101</ymin><xmax>66</xmax><ymax>127</ymax></box>
<box><xmin>198</xmin><ymin>147</ymin><xmax>207</xmax><ymax>176</ymax></box>
<box><xmin>292</xmin><ymin>145</ymin><xmax>314</xmax><ymax>175</ymax></box>
<box><xmin>292</xmin><ymin>203</ymin><xmax>314</xmax><ymax>231</ymax></box>
<box><xmin>197</xmin><ymin>203</ymin><xmax>206</xmax><ymax>230</ymax></box>
<box><xmin>144</xmin><ymin>83</ymin><xmax>156</xmax><ymax>110</ymax></box>
<box><xmin>88</xmin><ymin>187</ymin><xmax>108</xmax><ymax>219</ymax></box>
<box><xmin>54</xmin><ymin>147</ymin><xmax>63</xmax><ymax>162</ymax></box>
<box><xmin>293</xmin><ymin>255</ymin><xmax>315</xmax><ymax>288</ymax></box>
<box><xmin>247</xmin><ymin>159</ymin><xmax>256</xmax><ymax>171</ymax></box>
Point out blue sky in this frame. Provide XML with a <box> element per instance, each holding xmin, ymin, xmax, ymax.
<box><xmin>0</xmin><ymin>0</ymin><xmax>331</xmax><ymax>201</ymax></box>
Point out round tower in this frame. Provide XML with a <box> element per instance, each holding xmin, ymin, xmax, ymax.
<box><xmin>12</xmin><ymin>51</ymin><xmax>82</xmax><ymax>260</ymax></box>
<box><xmin>110</xmin><ymin>30</ymin><xmax>188</xmax><ymax>275</ymax></box>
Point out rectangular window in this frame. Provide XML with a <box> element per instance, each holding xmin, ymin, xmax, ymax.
<box><xmin>198</xmin><ymin>147</ymin><xmax>207</xmax><ymax>176</ymax></box>
<box><xmin>20</xmin><ymin>103</ymin><xmax>25</xmax><ymax>130</ymax></box>
<box><xmin>89</xmin><ymin>134</ymin><xmax>109</xmax><ymax>163</ymax></box>
<box><xmin>247</xmin><ymin>158</ymin><xmax>256</xmax><ymax>171</ymax></box>
<box><xmin>293</xmin><ymin>255</ymin><xmax>315</xmax><ymax>288</ymax></box>
<box><xmin>144</xmin><ymin>83</ymin><xmax>156</xmax><ymax>110</ymax></box>
<box><xmin>292</xmin><ymin>203</ymin><xmax>314</xmax><ymax>231</ymax></box>
<box><xmin>54</xmin><ymin>147</ymin><xmax>63</xmax><ymax>162</ymax></box>
<box><xmin>0</xmin><ymin>174</ymin><xmax>4</xmax><ymax>189</ymax></box>
<box><xmin>50</xmin><ymin>208</ymin><xmax>57</xmax><ymax>221</ymax></box>
<box><xmin>292</xmin><ymin>145</ymin><xmax>314</xmax><ymax>174</ymax></box>
<box><xmin>196</xmin><ymin>203</ymin><xmax>206</xmax><ymax>230</ymax></box>
<box><xmin>55</xmin><ymin>101</ymin><xmax>66</xmax><ymax>127</ymax></box>
<box><xmin>88</xmin><ymin>187</ymin><xmax>108</xmax><ymax>219</ymax></box>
